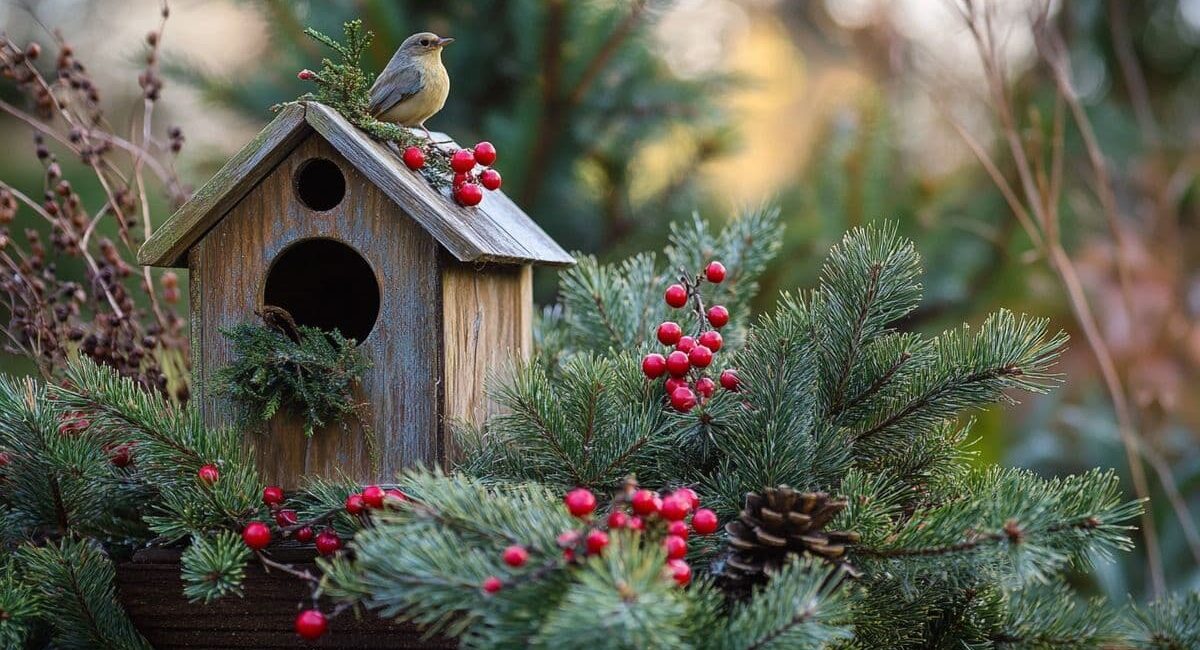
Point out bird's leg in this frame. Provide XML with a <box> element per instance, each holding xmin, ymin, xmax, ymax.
<box><xmin>419</xmin><ymin>123</ymin><xmax>433</xmax><ymax>140</ymax></box>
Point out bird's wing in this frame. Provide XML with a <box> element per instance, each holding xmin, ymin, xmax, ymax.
<box><xmin>368</xmin><ymin>60</ymin><xmax>425</xmax><ymax>116</ymax></box>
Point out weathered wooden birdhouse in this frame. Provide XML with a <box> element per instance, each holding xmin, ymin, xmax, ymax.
<box><xmin>138</xmin><ymin>102</ymin><xmax>573</xmax><ymax>487</ymax></box>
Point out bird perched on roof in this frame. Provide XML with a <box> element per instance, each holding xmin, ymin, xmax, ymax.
<box><xmin>369</xmin><ymin>32</ymin><xmax>454</xmax><ymax>139</ymax></box>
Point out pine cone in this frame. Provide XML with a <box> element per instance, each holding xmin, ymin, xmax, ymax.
<box><xmin>716</xmin><ymin>486</ymin><xmax>861</xmax><ymax>597</ymax></box>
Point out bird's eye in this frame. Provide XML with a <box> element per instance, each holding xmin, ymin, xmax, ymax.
<box><xmin>420</xmin><ymin>38</ymin><xmax>431</xmax><ymax>46</ymax></box>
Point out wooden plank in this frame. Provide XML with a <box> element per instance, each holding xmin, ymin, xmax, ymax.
<box><xmin>440</xmin><ymin>259</ymin><xmax>533</xmax><ymax>463</ymax></box>
<box><xmin>303</xmin><ymin>103</ymin><xmax>575</xmax><ymax>267</ymax></box>
<box><xmin>197</xmin><ymin>135</ymin><xmax>441</xmax><ymax>487</ymax></box>
<box><xmin>188</xmin><ymin>248</ymin><xmax>203</xmax><ymax>406</ymax></box>
<box><xmin>139</xmin><ymin>104</ymin><xmax>311</xmax><ymax>268</ymax></box>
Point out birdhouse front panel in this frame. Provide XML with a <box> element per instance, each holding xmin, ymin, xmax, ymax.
<box><xmin>192</xmin><ymin>134</ymin><xmax>441</xmax><ymax>486</ymax></box>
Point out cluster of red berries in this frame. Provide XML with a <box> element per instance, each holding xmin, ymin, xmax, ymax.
<box><xmin>642</xmin><ymin>261</ymin><xmax>741</xmax><ymax>411</ymax></box>
<box><xmin>402</xmin><ymin>141</ymin><xmax>502</xmax><ymax>207</ymax></box>
<box><xmin>478</xmin><ymin>483</ymin><xmax>718</xmax><ymax>594</ymax></box>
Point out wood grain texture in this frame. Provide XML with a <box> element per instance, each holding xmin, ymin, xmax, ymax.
<box><xmin>196</xmin><ymin>135</ymin><xmax>441</xmax><ymax>487</ymax></box>
<box><xmin>116</xmin><ymin>549</ymin><xmax>455</xmax><ymax>649</ymax></box>
<box><xmin>441</xmin><ymin>260</ymin><xmax>533</xmax><ymax>463</ymax></box>
<box><xmin>140</xmin><ymin>104</ymin><xmax>310</xmax><ymax>268</ymax></box>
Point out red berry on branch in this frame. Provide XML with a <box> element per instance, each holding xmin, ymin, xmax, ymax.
<box><xmin>705</xmin><ymin>261</ymin><xmax>726</xmax><ymax>283</ymax></box>
<box><xmin>294</xmin><ymin>609</ymin><xmax>328</xmax><ymax>640</ymax></box>
<box><xmin>628</xmin><ymin>516</ymin><xmax>645</xmax><ymax>531</ymax></box>
<box><xmin>692</xmin><ymin>508</ymin><xmax>719</xmax><ymax>535</ymax></box>
<box><xmin>706</xmin><ymin>305</ymin><xmax>729</xmax><ymax>328</ymax></box>
<box><xmin>642</xmin><ymin>353</ymin><xmax>667</xmax><ymax>379</ymax></box>
<box><xmin>453</xmin><ymin>172</ymin><xmax>469</xmax><ymax>187</ymax></box>
<box><xmin>698</xmin><ymin>330</ymin><xmax>722</xmax><ymax>352</ymax></box>
<box><xmin>384</xmin><ymin>488</ymin><xmax>410</xmax><ymax>507</ymax></box>
<box><xmin>275</xmin><ymin>509</ymin><xmax>298</xmax><ymax>526</ymax></box>
<box><xmin>482</xmin><ymin>576</ymin><xmax>503</xmax><ymax>594</ymax></box>
<box><xmin>666</xmin><ymin>351</ymin><xmax>690</xmax><ymax>377</ymax></box>
<box><xmin>586</xmin><ymin>530</ymin><xmax>609</xmax><ymax>555</ymax></box>
<box><xmin>564</xmin><ymin>488</ymin><xmax>597</xmax><ymax>517</ymax></box>
<box><xmin>631</xmin><ymin>489</ymin><xmax>660</xmax><ymax>516</ymax></box>
<box><xmin>242</xmin><ymin>522</ymin><xmax>271</xmax><ymax>550</ymax></box>
<box><xmin>660</xmin><ymin>495</ymin><xmax>690</xmax><ymax>521</ymax></box>
<box><xmin>656</xmin><ymin>321</ymin><xmax>683</xmax><ymax>345</ymax></box>
<box><xmin>675</xmin><ymin>336</ymin><xmax>696</xmax><ymax>354</ymax></box>
<box><xmin>557</xmin><ymin>530</ymin><xmax>580</xmax><ymax>548</ymax></box>
<box><xmin>362</xmin><ymin>485</ymin><xmax>386</xmax><ymax>509</ymax></box>
<box><xmin>402</xmin><ymin>146</ymin><xmax>425</xmax><ymax>170</ymax></box>
<box><xmin>315</xmin><ymin>529</ymin><xmax>342</xmax><ymax>556</ymax></box>
<box><xmin>695</xmin><ymin>377</ymin><xmax>715</xmax><ymax>398</ymax></box>
<box><xmin>607</xmin><ymin>510</ymin><xmax>629</xmax><ymax>529</ymax></box>
<box><xmin>108</xmin><ymin>443</ymin><xmax>133</xmax><ymax>468</ymax></box>
<box><xmin>262</xmin><ymin>486</ymin><xmax>284</xmax><ymax>506</ymax></box>
<box><xmin>664</xmin><ymin>377</ymin><xmax>688</xmax><ymax>396</ymax></box>
<box><xmin>688</xmin><ymin>345</ymin><xmax>713</xmax><ymax>369</ymax></box>
<box><xmin>719</xmin><ymin>369</ymin><xmax>740</xmax><ymax>391</ymax></box>
<box><xmin>665</xmin><ymin>284</ymin><xmax>688</xmax><ymax>308</ymax></box>
<box><xmin>473</xmin><ymin>141</ymin><xmax>498</xmax><ymax>166</ymax></box>
<box><xmin>0</xmin><ymin>451</ymin><xmax>10</xmax><ymax>468</ymax></box>
<box><xmin>664</xmin><ymin>534</ymin><xmax>688</xmax><ymax>560</ymax></box>
<box><xmin>671</xmin><ymin>387</ymin><xmax>697</xmax><ymax>412</ymax></box>
<box><xmin>668</xmin><ymin>559</ymin><xmax>692</xmax><ymax>586</ymax></box>
<box><xmin>675</xmin><ymin>487</ymin><xmax>700</xmax><ymax>510</ymax></box>
<box><xmin>667</xmin><ymin>520</ymin><xmax>689</xmax><ymax>539</ymax></box>
<box><xmin>479</xmin><ymin>169</ymin><xmax>502</xmax><ymax>191</ymax></box>
<box><xmin>455</xmin><ymin>182</ymin><xmax>484</xmax><ymax>207</ymax></box>
<box><xmin>345</xmin><ymin>493</ymin><xmax>366</xmax><ymax>515</ymax></box>
<box><xmin>297</xmin><ymin>69</ymin><xmax>316</xmax><ymax>81</ymax></box>
<box><xmin>502</xmin><ymin>545</ymin><xmax>529</xmax><ymax>567</ymax></box>
<box><xmin>197</xmin><ymin>463</ymin><xmax>219</xmax><ymax>485</ymax></box>
<box><xmin>295</xmin><ymin>526</ymin><xmax>314</xmax><ymax>543</ymax></box>
<box><xmin>450</xmin><ymin>148</ymin><xmax>476</xmax><ymax>173</ymax></box>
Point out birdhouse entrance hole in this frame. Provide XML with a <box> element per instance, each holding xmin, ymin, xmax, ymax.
<box><xmin>263</xmin><ymin>239</ymin><xmax>380</xmax><ymax>344</ymax></box>
<box><xmin>293</xmin><ymin>157</ymin><xmax>346</xmax><ymax>211</ymax></box>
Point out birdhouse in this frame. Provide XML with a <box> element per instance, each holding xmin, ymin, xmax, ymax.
<box><xmin>138</xmin><ymin>102</ymin><xmax>573</xmax><ymax>487</ymax></box>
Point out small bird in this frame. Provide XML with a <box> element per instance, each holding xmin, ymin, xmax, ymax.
<box><xmin>369</xmin><ymin>32</ymin><xmax>454</xmax><ymax>139</ymax></box>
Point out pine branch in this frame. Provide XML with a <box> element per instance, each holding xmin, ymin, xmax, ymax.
<box><xmin>1125</xmin><ymin>591</ymin><xmax>1200</xmax><ymax>649</ymax></box>
<box><xmin>181</xmin><ymin>531</ymin><xmax>251</xmax><ymax>603</ymax></box>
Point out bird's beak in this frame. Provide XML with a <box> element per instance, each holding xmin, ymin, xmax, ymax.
<box><xmin>436</xmin><ymin>37</ymin><xmax>455</xmax><ymax>47</ymax></box>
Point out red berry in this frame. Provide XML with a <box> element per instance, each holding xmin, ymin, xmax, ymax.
<box><xmin>557</xmin><ymin>530</ymin><xmax>581</xmax><ymax>548</ymax></box>
<box><xmin>345</xmin><ymin>493</ymin><xmax>366</xmax><ymax>515</ymax></box>
<box><xmin>585</xmin><ymin>530</ymin><xmax>609</xmax><ymax>555</ymax></box>
<box><xmin>665</xmin><ymin>284</ymin><xmax>688</xmax><ymax>308</ymax></box>
<box><xmin>564</xmin><ymin>488</ymin><xmax>597</xmax><ymax>517</ymax></box>
<box><xmin>402</xmin><ymin>146</ymin><xmax>425</xmax><ymax>170</ymax></box>
<box><xmin>688</xmin><ymin>345</ymin><xmax>713</xmax><ymax>368</ymax></box>
<box><xmin>482</xmin><ymin>576</ymin><xmax>503</xmax><ymax>594</ymax></box>
<box><xmin>479</xmin><ymin>168</ymin><xmax>502</xmax><ymax>191</ymax></box>
<box><xmin>668</xmin><ymin>559</ymin><xmax>692</xmax><ymax>586</ymax></box>
<box><xmin>666</xmin><ymin>351</ymin><xmax>690</xmax><ymax>377</ymax></box>
<box><xmin>656</xmin><ymin>321</ymin><xmax>683</xmax><ymax>345</ymax></box>
<box><xmin>631</xmin><ymin>489</ymin><xmax>660</xmax><ymax>516</ymax></box>
<box><xmin>384</xmin><ymin>488</ymin><xmax>410</xmax><ymax>507</ymax></box>
<box><xmin>262</xmin><ymin>486</ymin><xmax>284</xmax><ymax>506</ymax></box>
<box><xmin>705</xmin><ymin>261</ymin><xmax>726</xmax><ymax>283</ymax></box>
<box><xmin>642</xmin><ymin>353</ymin><xmax>667</xmax><ymax>379</ymax></box>
<box><xmin>451</xmin><ymin>148</ymin><xmax>476</xmax><ymax>173</ymax></box>
<box><xmin>719</xmin><ymin>369</ymin><xmax>740</xmax><ymax>391</ymax></box>
<box><xmin>671</xmin><ymin>387</ymin><xmax>697</xmax><ymax>412</ymax></box>
<box><xmin>628</xmin><ymin>516</ymin><xmax>645</xmax><ymax>531</ymax></box>
<box><xmin>294</xmin><ymin>609</ymin><xmax>328</xmax><ymax>640</ymax></box>
<box><xmin>297</xmin><ymin>69</ymin><xmax>316</xmax><ymax>81</ymax></box>
<box><xmin>197</xmin><ymin>464</ymin><xmax>219</xmax><ymax>485</ymax></box>
<box><xmin>660</xmin><ymin>495</ymin><xmax>691</xmax><ymax>521</ymax></box>
<box><xmin>502</xmin><ymin>545</ymin><xmax>529</xmax><ymax>567</ymax></box>
<box><xmin>362</xmin><ymin>485</ymin><xmax>386</xmax><ymax>509</ymax></box>
<box><xmin>607</xmin><ymin>510</ymin><xmax>629</xmax><ymax>529</ymax></box>
<box><xmin>675</xmin><ymin>336</ymin><xmax>697</xmax><ymax>354</ymax></box>
<box><xmin>695</xmin><ymin>377</ymin><xmax>715</xmax><ymax>398</ymax></box>
<box><xmin>664</xmin><ymin>377</ymin><xmax>689</xmax><ymax>395</ymax></box>
<box><xmin>275</xmin><ymin>509</ymin><xmax>298</xmax><ymax>526</ymax></box>
<box><xmin>0</xmin><ymin>451</ymin><xmax>10</xmax><ymax>468</ymax></box>
<box><xmin>295</xmin><ymin>526</ymin><xmax>314</xmax><ymax>543</ymax></box>
<box><xmin>698</xmin><ymin>330</ymin><xmax>723</xmax><ymax>352</ymax></box>
<box><xmin>473</xmin><ymin>141</ymin><xmax>498</xmax><ymax>166</ymax></box>
<box><xmin>707</xmin><ymin>305</ymin><xmax>729</xmax><ymax>328</ymax></box>
<box><xmin>455</xmin><ymin>182</ymin><xmax>484</xmax><ymax>207</ymax></box>
<box><xmin>667</xmin><ymin>520</ymin><xmax>689</xmax><ymax>539</ymax></box>
<box><xmin>453</xmin><ymin>172</ymin><xmax>469</xmax><ymax>187</ymax></box>
<box><xmin>315</xmin><ymin>529</ymin><xmax>342</xmax><ymax>556</ymax></box>
<box><xmin>242</xmin><ymin>522</ymin><xmax>271</xmax><ymax>550</ymax></box>
<box><xmin>664</xmin><ymin>534</ymin><xmax>688</xmax><ymax>560</ymax></box>
<box><xmin>692</xmin><ymin>508</ymin><xmax>719</xmax><ymax>535</ymax></box>
<box><xmin>675</xmin><ymin>488</ymin><xmax>700</xmax><ymax>510</ymax></box>
<box><xmin>108</xmin><ymin>443</ymin><xmax>133</xmax><ymax>468</ymax></box>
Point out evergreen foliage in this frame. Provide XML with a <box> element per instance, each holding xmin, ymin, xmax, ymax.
<box><xmin>180</xmin><ymin>531</ymin><xmax>252</xmax><ymax>603</ymax></box>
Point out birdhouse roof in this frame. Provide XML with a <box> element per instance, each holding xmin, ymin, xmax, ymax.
<box><xmin>138</xmin><ymin>102</ymin><xmax>575</xmax><ymax>268</ymax></box>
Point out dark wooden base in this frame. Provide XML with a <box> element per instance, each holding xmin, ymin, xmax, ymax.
<box><xmin>115</xmin><ymin>548</ymin><xmax>456</xmax><ymax>649</ymax></box>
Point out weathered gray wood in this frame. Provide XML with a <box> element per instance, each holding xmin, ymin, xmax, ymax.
<box><xmin>140</xmin><ymin>104</ymin><xmax>311</xmax><ymax>267</ymax></box>
<box><xmin>303</xmin><ymin>102</ymin><xmax>574</xmax><ymax>266</ymax></box>
<box><xmin>196</xmin><ymin>135</ymin><xmax>442</xmax><ymax>487</ymax></box>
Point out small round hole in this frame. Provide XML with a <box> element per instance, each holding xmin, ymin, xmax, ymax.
<box><xmin>294</xmin><ymin>158</ymin><xmax>346</xmax><ymax>211</ymax></box>
<box><xmin>263</xmin><ymin>239</ymin><xmax>380</xmax><ymax>344</ymax></box>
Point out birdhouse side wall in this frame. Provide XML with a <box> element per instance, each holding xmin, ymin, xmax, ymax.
<box><xmin>192</xmin><ymin>135</ymin><xmax>442</xmax><ymax>488</ymax></box>
<box><xmin>440</xmin><ymin>260</ymin><xmax>533</xmax><ymax>463</ymax></box>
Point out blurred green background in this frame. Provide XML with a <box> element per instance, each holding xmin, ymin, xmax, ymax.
<box><xmin>1</xmin><ymin>0</ymin><xmax>1197</xmax><ymax>600</ymax></box>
